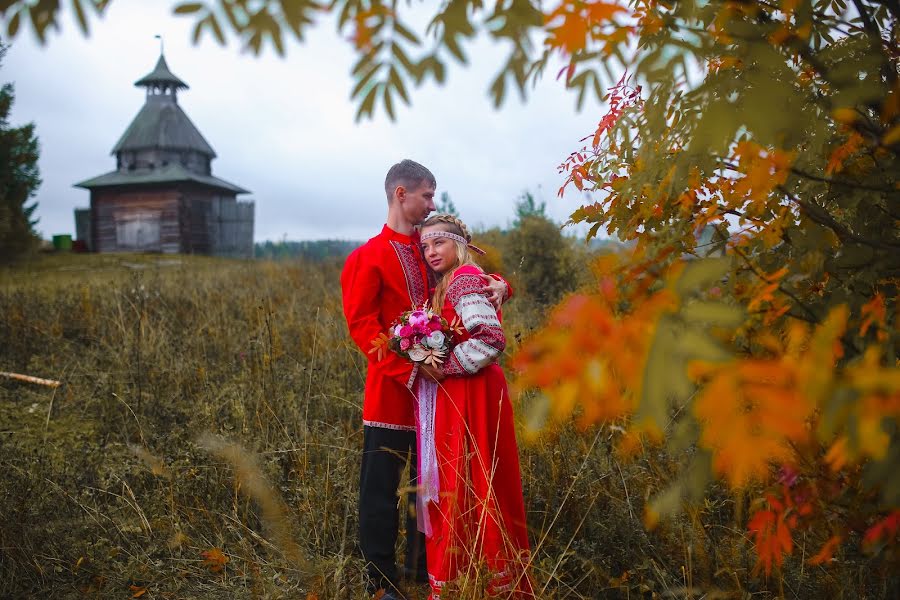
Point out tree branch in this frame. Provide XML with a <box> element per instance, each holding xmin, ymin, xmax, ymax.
<box><xmin>778</xmin><ymin>186</ymin><xmax>900</xmax><ymax>250</ymax></box>
<box><xmin>789</xmin><ymin>168</ymin><xmax>897</xmax><ymax>193</ymax></box>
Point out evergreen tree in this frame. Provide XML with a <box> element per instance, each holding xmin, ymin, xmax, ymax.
<box><xmin>511</xmin><ymin>190</ymin><xmax>545</xmax><ymax>228</ymax></box>
<box><xmin>0</xmin><ymin>43</ymin><xmax>40</xmax><ymax>261</ymax></box>
<box><xmin>435</xmin><ymin>191</ymin><xmax>458</xmax><ymax>217</ymax></box>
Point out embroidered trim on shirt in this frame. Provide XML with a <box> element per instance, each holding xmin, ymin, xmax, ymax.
<box><xmin>363</xmin><ymin>420</ymin><xmax>416</xmax><ymax>431</ymax></box>
<box><xmin>445</xmin><ymin>273</ymin><xmax>484</xmax><ymax>307</ymax></box>
<box><xmin>442</xmin><ymin>273</ymin><xmax>506</xmax><ymax>376</ymax></box>
<box><xmin>389</xmin><ymin>240</ymin><xmax>427</xmax><ymax>306</ymax></box>
<box><xmin>452</xmin><ymin>337</ymin><xmax>502</xmax><ymax>374</ymax></box>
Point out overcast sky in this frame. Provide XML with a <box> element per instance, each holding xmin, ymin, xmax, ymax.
<box><xmin>4</xmin><ymin>3</ymin><xmax>608</xmax><ymax>242</ymax></box>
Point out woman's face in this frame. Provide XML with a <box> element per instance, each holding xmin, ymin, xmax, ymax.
<box><xmin>421</xmin><ymin>227</ymin><xmax>459</xmax><ymax>274</ymax></box>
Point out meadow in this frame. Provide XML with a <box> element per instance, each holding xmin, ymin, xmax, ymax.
<box><xmin>0</xmin><ymin>253</ymin><xmax>892</xmax><ymax>599</ymax></box>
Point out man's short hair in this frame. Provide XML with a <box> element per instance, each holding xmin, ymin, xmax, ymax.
<box><xmin>384</xmin><ymin>159</ymin><xmax>436</xmax><ymax>202</ymax></box>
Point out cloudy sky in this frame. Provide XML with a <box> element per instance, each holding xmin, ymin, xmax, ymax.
<box><xmin>4</xmin><ymin>3</ymin><xmax>608</xmax><ymax>242</ymax></box>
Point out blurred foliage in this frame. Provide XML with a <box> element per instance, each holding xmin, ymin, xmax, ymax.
<box><xmin>523</xmin><ymin>0</ymin><xmax>900</xmax><ymax>580</ymax></box>
<box><xmin>0</xmin><ymin>42</ymin><xmax>40</xmax><ymax>262</ymax></box>
<box><xmin>1</xmin><ymin>0</ymin><xmax>609</xmax><ymax>120</ymax></box>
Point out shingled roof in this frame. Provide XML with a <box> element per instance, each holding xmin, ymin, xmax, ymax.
<box><xmin>134</xmin><ymin>54</ymin><xmax>189</xmax><ymax>89</ymax></box>
<box><xmin>75</xmin><ymin>163</ymin><xmax>248</xmax><ymax>194</ymax></box>
<box><xmin>111</xmin><ymin>100</ymin><xmax>216</xmax><ymax>157</ymax></box>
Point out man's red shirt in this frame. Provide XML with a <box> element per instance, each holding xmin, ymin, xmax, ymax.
<box><xmin>341</xmin><ymin>224</ymin><xmax>429</xmax><ymax>430</ymax></box>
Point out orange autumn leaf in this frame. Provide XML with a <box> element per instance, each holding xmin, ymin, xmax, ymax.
<box><xmin>826</xmin><ymin>132</ymin><xmax>865</xmax><ymax>176</ymax></box>
<box><xmin>748</xmin><ymin>507</ymin><xmax>794</xmax><ymax>576</ymax></box>
<box><xmin>350</xmin><ymin>5</ymin><xmax>392</xmax><ymax>51</ymax></box>
<box><xmin>201</xmin><ymin>547</ymin><xmax>229</xmax><ymax>573</ymax></box>
<box><xmin>859</xmin><ymin>293</ymin><xmax>887</xmax><ymax>339</ymax></box>
<box><xmin>130</xmin><ymin>585</ymin><xmax>147</xmax><ymax>598</ymax></box>
<box><xmin>863</xmin><ymin>511</ymin><xmax>900</xmax><ymax>549</ymax></box>
<box><xmin>825</xmin><ymin>436</ymin><xmax>851</xmax><ymax>471</ymax></box>
<box><xmin>730</xmin><ymin>142</ymin><xmax>795</xmax><ymax>206</ymax></box>
<box><xmin>545</xmin><ymin>1</ymin><xmax>628</xmax><ymax>56</ymax></box>
<box><xmin>808</xmin><ymin>535</ymin><xmax>843</xmax><ymax>565</ymax></box>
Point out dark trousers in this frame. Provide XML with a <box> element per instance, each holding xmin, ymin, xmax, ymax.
<box><xmin>360</xmin><ymin>425</ymin><xmax>428</xmax><ymax>594</ymax></box>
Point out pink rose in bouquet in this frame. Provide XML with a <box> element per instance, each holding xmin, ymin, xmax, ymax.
<box><xmin>382</xmin><ymin>303</ymin><xmax>454</xmax><ymax>366</ymax></box>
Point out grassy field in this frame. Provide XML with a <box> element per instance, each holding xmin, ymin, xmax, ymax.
<box><xmin>0</xmin><ymin>253</ymin><xmax>893</xmax><ymax>599</ymax></box>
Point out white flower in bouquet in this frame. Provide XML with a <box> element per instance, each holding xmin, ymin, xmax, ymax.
<box><xmin>425</xmin><ymin>330</ymin><xmax>446</xmax><ymax>350</ymax></box>
<box><xmin>407</xmin><ymin>345</ymin><xmax>429</xmax><ymax>362</ymax></box>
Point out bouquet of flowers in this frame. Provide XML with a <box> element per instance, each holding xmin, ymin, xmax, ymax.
<box><xmin>370</xmin><ymin>303</ymin><xmax>458</xmax><ymax>366</ymax></box>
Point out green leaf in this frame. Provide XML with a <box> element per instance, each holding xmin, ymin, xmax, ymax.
<box><xmin>208</xmin><ymin>13</ymin><xmax>225</xmax><ymax>45</ymax></box>
<box><xmin>489</xmin><ymin>71</ymin><xmax>506</xmax><ymax>107</ymax></box>
<box><xmin>72</xmin><ymin>0</ymin><xmax>89</xmax><ymax>35</ymax></box>
<box><xmin>647</xmin><ymin>480</ymin><xmax>685</xmax><ymax>522</ymax></box>
<box><xmin>681</xmin><ymin>301</ymin><xmax>744</xmax><ymax>327</ymax></box>
<box><xmin>269</xmin><ymin>21</ymin><xmax>284</xmax><ymax>56</ymax></box>
<box><xmin>388</xmin><ymin>66</ymin><xmax>409</xmax><ymax>105</ymax></box>
<box><xmin>351</xmin><ymin>62</ymin><xmax>381</xmax><ymax>100</ymax></box>
<box><xmin>393</xmin><ymin>20</ymin><xmax>419</xmax><ymax>45</ymax></box>
<box><xmin>383</xmin><ymin>84</ymin><xmax>395</xmax><ymax>120</ymax></box>
<box><xmin>191</xmin><ymin>14</ymin><xmax>208</xmax><ymax>45</ymax></box>
<box><xmin>638</xmin><ymin>318</ymin><xmax>678</xmax><ymax>430</ymax></box>
<box><xmin>524</xmin><ymin>393</ymin><xmax>550</xmax><ymax>437</ymax></box>
<box><xmin>676</xmin><ymin>329</ymin><xmax>732</xmax><ymax>363</ymax></box>
<box><xmin>7</xmin><ymin>10</ymin><xmax>20</xmax><ymax>37</ymax></box>
<box><xmin>444</xmin><ymin>34</ymin><xmax>467</xmax><ymax>64</ymax></box>
<box><xmin>355</xmin><ymin>83</ymin><xmax>380</xmax><ymax>122</ymax></box>
<box><xmin>675</xmin><ymin>257</ymin><xmax>732</xmax><ymax>297</ymax></box>
<box><xmin>391</xmin><ymin>43</ymin><xmax>414</xmax><ymax>73</ymax></box>
<box><xmin>352</xmin><ymin>50</ymin><xmax>375</xmax><ymax>77</ymax></box>
<box><xmin>174</xmin><ymin>2</ymin><xmax>205</xmax><ymax>14</ymax></box>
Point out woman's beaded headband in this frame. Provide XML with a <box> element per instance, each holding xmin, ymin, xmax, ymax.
<box><xmin>420</xmin><ymin>230</ymin><xmax>487</xmax><ymax>255</ymax></box>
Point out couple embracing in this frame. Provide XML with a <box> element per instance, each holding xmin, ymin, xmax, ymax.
<box><xmin>341</xmin><ymin>160</ymin><xmax>533</xmax><ymax>599</ymax></box>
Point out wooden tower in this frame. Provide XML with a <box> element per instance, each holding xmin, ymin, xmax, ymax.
<box><xmin>75</xmin><ymin>53</ymin><xmax>254</xmax><ymax>257</ymax></box>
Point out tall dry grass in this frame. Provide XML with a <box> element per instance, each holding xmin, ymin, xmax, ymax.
<box><xmin>0</xmin><ymin>254</ymin><xmax>892</xmax><ymax>599</ymax></box>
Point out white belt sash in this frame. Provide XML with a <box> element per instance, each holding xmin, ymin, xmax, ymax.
<box><xmin>415</xmin><ymin>378</ymin><xmax>439</xmax><ymax>536</ymax></box>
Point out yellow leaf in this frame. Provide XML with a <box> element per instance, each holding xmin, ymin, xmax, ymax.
<box><xmin>882</xmin><ymin>124</ymin><xmax>900</xmax><ymax>146</ymax></box>
<box><xmin>825</xmin><ymin>436</ymin><xmax>849</xmax><ymax>471</ymax></box>
<box><xmin>832</xmin><ymin>108</ymin><xmax>857</xmax><ymax>124</ymax></box>
<box><xmin>858</xmin><ymin>415</ymin><xmax>889</xmax><ymax>460</ymax></box>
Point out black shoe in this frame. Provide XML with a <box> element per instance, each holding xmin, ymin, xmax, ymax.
<box><xmin>401</xmin><ymin>565</ymin><xmax>429</xmax><ymax>584</ymax></box>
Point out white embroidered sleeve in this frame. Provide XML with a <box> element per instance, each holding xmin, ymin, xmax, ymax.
<box><xmin>443</xmin><ymin>273</ymin><xmax>506</xmax><ymax>376</ymax></box>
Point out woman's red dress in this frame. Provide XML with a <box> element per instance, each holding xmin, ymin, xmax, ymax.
<box><xmin>424</xmin><ymin>265</ymin><xmax>532</xmax><ymax>598</ymax></box>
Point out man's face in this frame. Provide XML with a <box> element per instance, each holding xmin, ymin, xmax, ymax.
<box><xmin>401</xmin><ymin>182</ymin><xmax>436</xmax><ymax>225</ymax></box>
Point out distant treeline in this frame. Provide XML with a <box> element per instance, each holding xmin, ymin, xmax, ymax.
<box><xmin>254</xmin><ymin>240</ymin><xmax>362</xmax><ymax>261</ymax></box>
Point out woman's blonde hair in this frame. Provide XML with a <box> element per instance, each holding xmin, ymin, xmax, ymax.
<box><xmin>421</xmin><ymin>213</ymin><xmax>482</xmax><ymax>309</ymax></box>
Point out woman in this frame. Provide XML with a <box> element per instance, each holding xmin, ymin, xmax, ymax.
<box><xmin>418</xmin><ymin>213</ymin><xmax>532</xmax><ymax>599</ymax></box>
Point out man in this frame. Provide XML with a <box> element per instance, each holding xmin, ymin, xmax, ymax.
<box><xmin>341</xmin><ymin>160</ymin><xmax>508</xmax><ymax>599</ymax></box>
